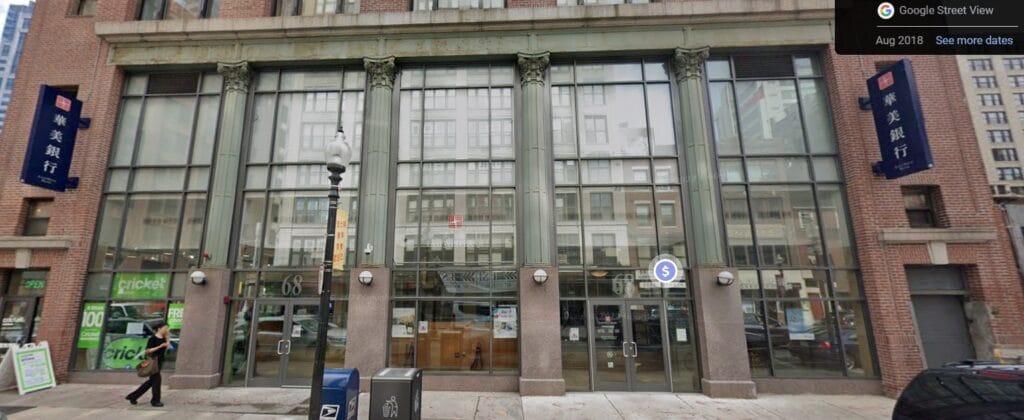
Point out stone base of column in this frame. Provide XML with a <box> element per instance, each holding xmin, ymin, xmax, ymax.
<box><xmin>517</xmin><ymin>267</ymin><xmax>565</xmax><ymax>396</ymax></box>
<box><xmin>168</xmin><ymin>373</ymin><xmax>221</xmax><ymax>389</ymax></box>
<box><xmin>168</xmin><ymin>268</ymin><xmax>231</xmax><ymax>390</ymax></box>
<box><xmin>519</xmin><ymin>378</ymin><xmax>566</xmax><ymax>396</ymax></box>
<box><xmin>701</xmin><ymin>379</ymin><xmax>757</xmax><ymax>399</ymax></box>
<box><xmin>344</xmin><ymin>267</ymin><xmax>391</xmax><ymax>392</ymax></box>
<box><xmin>692</xmin><ymin>267</ymin><xmax>757</xmax><ymax>399</ymax></box>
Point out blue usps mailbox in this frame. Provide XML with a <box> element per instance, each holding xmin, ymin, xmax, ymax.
<box><xmin>866</xmin><ymin>59</ymin><xmax>934</xmax><ymax>179</ymax></box>
<box><xmin>321</xmin><ymin>368</ymin><xmax>359</xmax><ymax>420</ymax></box>
<box><xmin>20</xmin><ymin>85</ymin><xmax>84</xmax><ymax>192</ymax></box>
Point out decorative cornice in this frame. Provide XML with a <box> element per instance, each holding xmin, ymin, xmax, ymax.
<box><xmin>672</xmin><ymin>47</ymin><xmax>710</xmax><ymax>82</ymax></box>
<box><xmin>364</xmin><ymin>56</ymin><xmax>396</xmax><ymax>90</ymax></box>
<box><xmin>517</xmin><ymin>52</ymin><xmax>550</xmax><ymax>86</ymax></box>
<box><xmin>217</xmin><ymin>62</ymin><xmax>252</xmax><ymax>93</ymax></box>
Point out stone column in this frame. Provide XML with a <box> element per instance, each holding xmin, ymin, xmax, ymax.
<box><xmin>515</xmin><ymin>52</ymin><xmax>564</xmax><ymax>396</ymax></box>
<box><xmin>204</xmin><ymin>61</ymin><xmax>251</xmax><ymax>268</ymax></box>
<box><xmin>672</xmin><ymin>47</ymin><xmax>755</xmax><ymax>398</ymax></box>
<box><xmin>356</xmin><ymin>57</ymin><xmax>395</xmax><ymax>267</ymax></box>
<box><xmin>346</xmin><ymin>57</ymin><xmax>395</xmax><ymax>390</ymax></box>
<box><xmin>170</xmin><ymin>62</ymin><xmax>251</xmax><ymax>389</ymax></box>
<box><xmin>518</xmin><ymin>52</ymin><xmax>554</xmax><ymax>267</ymax></box>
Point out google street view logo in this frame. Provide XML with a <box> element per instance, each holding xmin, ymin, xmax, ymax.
<box><xmin>877</xmin><ymin>2</ymin><xmax>895</xmax><ymax>19</ymax></box>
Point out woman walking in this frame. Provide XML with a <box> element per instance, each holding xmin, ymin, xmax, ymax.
<box><xmin>126</xmin><ymin>320</ymin><xmax>170</xmax><ymax>407</ymax></box>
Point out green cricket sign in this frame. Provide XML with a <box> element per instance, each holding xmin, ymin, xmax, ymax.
<box><xmin>77</xmin><ymin>302</ymin><xmax>105</xmax><ymax>349</ymax></box>
<box><xmin>101</xmin><ymin>337</ymin><xmax>149</xmax><ymax>370</ymax></box>
<box><xmin>112</xmin><ymin>273</ymin><xmax>170</xmax><ymax>300</ymax></box>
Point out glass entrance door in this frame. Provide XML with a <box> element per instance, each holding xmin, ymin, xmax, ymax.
<box><xmin>591</xmin><ymin>303</ymin><xmax>628</xmax><ymax>391</ymax></box>
<box><xmin>246</xmin><ymin>300</ymin><xmax>320</xmax><ymax>387</ymax></box>
<box><xmin>590</xmin><ymin>301</ymin><xmax>670</xmax><ymax>391</ymax></box>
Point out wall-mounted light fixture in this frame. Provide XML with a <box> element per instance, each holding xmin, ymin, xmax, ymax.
<box><xmin>190</xmin><ymin>270</ymin><xmax>207</xmax><ymax>286</ymax></box>
<box><xmin>533</xmin><ymin>269</ymin><xmax>549</xmax><ymax>285</ymax></box>
<box><xmin>358</xmin><ymin>270</ymin><xmax>373</xmax><ymax>286</ymax></box>
<box><xmin>715</xmin><ymin>271</ymin><xmax>735</xmax><ymax>287</ymax></box>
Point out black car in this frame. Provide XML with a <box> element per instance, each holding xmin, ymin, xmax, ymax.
<box><xmin>744</xmin><ymin>312</ymin><xmax>789</xmax><ymax>368</ymax></box>
<box><xmin>893</xmin><ymin>361</ymin><xmax>1024</xmax><ymax>419</ymax></box>
<box><xmin>787</xmin><ymin>324</ymin><xmax>859</xmax><ymax>371</ymax></box>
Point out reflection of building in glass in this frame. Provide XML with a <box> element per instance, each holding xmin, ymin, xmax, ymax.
<box><xmin>0</xmin><ymin>1</ymin><xmax>32</xmax><ymax>134</ymax></box>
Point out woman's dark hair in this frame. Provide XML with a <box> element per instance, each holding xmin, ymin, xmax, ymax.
<box><xmin>150</xmin><ymin>320</ymin><xmax>167</xmax><ymax>331</ymax></box>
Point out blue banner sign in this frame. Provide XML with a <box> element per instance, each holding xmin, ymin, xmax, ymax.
<box><xmin>867</xmin><ymin>59</ymin><xmax>934</xmax><ymax>179</ymax></box>
<box><xmin>20</xmin><ymin>85</ymin><xmax>83</xmax><ymax>192</ymax></box>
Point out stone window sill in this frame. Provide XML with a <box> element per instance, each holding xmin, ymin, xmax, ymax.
<box><xmin>0</xmin><ymin>236</ymin><xmax>74</xmax><ymax>250</ymax></box>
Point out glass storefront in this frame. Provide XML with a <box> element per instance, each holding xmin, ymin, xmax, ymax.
<box><xmin>552</xmin><ymin>59</ymin><xmax>699</xmax><ymax>392</ymax></box>
<box><xmin>708</xmin><ymin>54</ymin><xmax>878</xmax><ymax>379</ymax></box>
<box><xmin>76</xmin><ymin>72</ymin><xmax>220</xmax><ymax>371</ymax></box>
<box><xmin>389</xmin><ymin>65</ymin><xmax>520</xmax><ymax>373</ymax></box>
<box><xmin>224</xmin><ymin>68</ymin><xmax>364</xmax><ymax>386</ymax></box>
<box><xmin>75</xmin><ymin>51</ymin><xmax>875</xmax><ymax>390</ymax></box>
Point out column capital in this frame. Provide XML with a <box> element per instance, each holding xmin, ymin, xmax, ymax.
<box><xmin>517</xmin><ymin>52</ymin><xmax>550</xmax><ymax>86</ymax></box>
<box><xmin>364</xmin><ymin>56</ymin><xmax>396</xmax><ymax>90</ymax></box>
<box><xmin>216</xmin><ymin>61</ymin><xmax>252</xmax><ymax>93</ymax></box>
<box><xmin>672</xmin><ymin>47</ymin><xmax>711</xmax><ymax>82</ymax></box>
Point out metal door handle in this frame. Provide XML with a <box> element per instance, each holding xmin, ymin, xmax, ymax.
<box><xmin>630</xmin><ymin>342</ymin><xmax>638</xmax><ymax>358</ymax></box>
<box><xmin>622</xmin><ymin>341</ymin><xmax>629</xmax><ymax>358</ymax></box>
<box><xmin>276</xmin><ymin>340</ymin><xmax>286</xmax><ymax>355</ymax></box>
<box><xmin>283</xmin><ymin>340</ymin><xmax>292</xmax><ymax>355</ymax></box>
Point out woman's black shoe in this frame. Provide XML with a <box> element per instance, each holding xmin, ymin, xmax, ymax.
<box><xmin>126</xmin><ymin>396</ymin><xmax>137</xmax><ymax>405</ymax></box>
<box><xmin>151</xmin><ymin>402</ymin><xmax>164</xmax><ymax>407</ymax></box>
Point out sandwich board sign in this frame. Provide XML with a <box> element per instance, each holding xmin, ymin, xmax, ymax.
<box><xmin>12</xmin><ymin>341</ymin><xmax>56</xmax><ymax>395</ymax></box>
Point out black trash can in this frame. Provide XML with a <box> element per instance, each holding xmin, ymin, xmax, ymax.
<box><xmin>369</xmin><ymin>368</ymin><xmax>422</xmax><ymax>420</ymax></box>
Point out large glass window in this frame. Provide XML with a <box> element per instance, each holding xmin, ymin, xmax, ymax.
<box><xmin>413</xmin><ymin>0</ymin><xmax>504</xmax><ymax>11</ymax></box>
<box><xmin>77</xmin><ymin>73</ymin><xmax>221</xmax><ymax>371</ymax></box>
<box><xmin>275</xmin><ymin>0</ymin><xmax>357</xmax><ymax>15</ymax></box>
<box><xmin>139</xmin><ymin>0</ymin><xmax>220</xmax><ymax>19</ymax></box>
<box><xmin>552</xmin><ymin>60</ymin><xmax>695</xmax><ymax>391</ymax></box>
<box><xmin>390</xmin><ymin>65</ymin><xmax>518</xmax><ymax>373</ymax></box>
<box><xmin>223</xmin><ymin>69</ymin><xmax>363</xmax><ymax>384</ymax></box>
<box><xmin>709</xmin><ymin>55</ymin><xmax>876</xmax><ymax>379</ymax></box>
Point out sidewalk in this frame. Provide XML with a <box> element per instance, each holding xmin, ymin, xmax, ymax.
<box><xmin>0</xmin><ymin>384</ymin><xmax>895</xmax><ymax>419</ymax></box>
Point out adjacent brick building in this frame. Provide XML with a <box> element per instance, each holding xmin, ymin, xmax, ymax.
<box><xmin>0</xmin><ymin>0</ymin><xmax>1021</xmax><ymax>401</ymax></box>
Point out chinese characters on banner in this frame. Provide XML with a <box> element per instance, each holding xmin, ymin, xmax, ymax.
<box><xmin>867</xmin><ymin>59</ymin><xmax>934</xmax><ymax>179</ymax></box>
<box><xmin>333</xmin><ymin>209</ymin><xmax>349</xmax><ymax>271</ymax></box>
<box><xmin>20</xmin><ymin>86</ymin><xmax>83</xmax><ymax>192</ymax></box>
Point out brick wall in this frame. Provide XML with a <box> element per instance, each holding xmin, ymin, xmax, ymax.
<box><xmin>508</xmin><ymin>0</ymin><xmax>557</xmax><ymax>8</ymax></box>
<box><xmin>824</xmin><ymin>48</ymin><xmax>1024</xmax><ymax>396</ymax></box>
<box><xmin>0</xmin><ymin>0</ymin><xmax>129</xmax><ymax>381</ymax></box>
<box><xmin>360</xmin><ymin>0</ymin><xmax>409</xmax><ymax>13</ymax></box>
<box><xmin>220</xmin><ymin>0</ymin><xmax>274</xmax><ymax>18</ymax></box>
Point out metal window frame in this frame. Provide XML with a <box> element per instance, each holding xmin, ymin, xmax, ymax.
<box><xmin>231</xmin><ymin>67</ymin><xmax>364</xmax><ymax>291</ymax></box>
<box><xmin>219</xmin><ymin>65</ymin><xmax>364</xmax><ymax>386</ymax></box>
<box><xmin>550</xmin><ymin>57</ymin><xmax>698</xmax><ymax>392</ymax></box>
<box><xmin>138</xmin><ymin>0</ymin><xmax>216</xmax><ymax>20</ymax></box>
<box><xmin>74</xmin><ymin>70</ymin><xmax>224</xmax><ymax>372</ymax></box>
<box><xmin>415</xmin><ymin>0</ymin><xmax>506</xmax><ymax>11</ymax></box>
<box><xmin>705</xmin><ymin>52</ymin><xmax>877</xmax><ymax>379</ymax></box>
<box><xmin>384</xmin><ymin>62</ymin><xmax>522</xmax><ymax>376</ymax></box>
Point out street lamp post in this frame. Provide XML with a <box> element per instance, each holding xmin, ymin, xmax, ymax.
<box><xmin>309</xmin><ymin>129</ymin><xmax>352</xmax><ymax>420</ymax></box>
